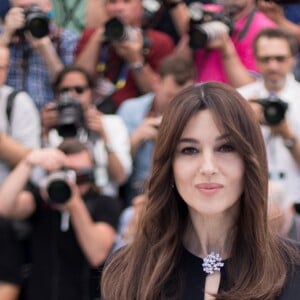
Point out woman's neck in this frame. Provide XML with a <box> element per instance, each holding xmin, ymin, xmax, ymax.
<box><xmin>183</xmin><ymin>208</ymin><xmax>238</xmax><ymax>260</ymax></box>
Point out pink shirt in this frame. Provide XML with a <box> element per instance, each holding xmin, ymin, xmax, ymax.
<box><xmin>195</xmin><ymin>10</ymin><xmax>276</xmax><ymax>84</ymax></box>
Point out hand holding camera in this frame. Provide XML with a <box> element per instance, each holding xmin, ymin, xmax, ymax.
<box><xmin>25</xmin><ymin>148</ymin><xmax>68</xmax><ymax>172</ymax></box>
<box><xmin>134</xmin><ymin>116</ymin><xmax>162</xmax><ymax>143</ymax></box>
<box><xmin>252</xmin><ymin>95</ymin><xmax>288</xmax><ymax>126</ymax></box>
<box><xmin>188</xmin><ymin>3</ymin><xmax>234</xmax><ymax>50</ymax></box>
<box><xmin>40</xmin><ymin>167</ymin><xmax>95</xmax><ymax>206</ymax></box>
<box><xmin>41</xmin><ymin>102</ymin><xmax>60</xmax><ymax>136</ymax></box>
<box><xmin>104</xmin><ymin>17</ymin><xmax>144</xmax><ymax>63</ymax></box>
<box><xmin>3</xmin><ymin>7</ymin><xmax>25</xmax><ymax>40</ymax></box>
<box><xmin>84</xmin><ymin>106</ymin><xmax>107</xmax><ymax>138</ymax></box>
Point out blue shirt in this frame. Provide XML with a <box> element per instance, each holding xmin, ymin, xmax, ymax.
<box><xmin>2</xmin><ymin>24</ymin><xmax>78</xmax><ymax>110</ymax></box>
<box><xmin>117</xmin><ymin>93</ymin><xmax>155</xmax><ymax>203</ymax></box>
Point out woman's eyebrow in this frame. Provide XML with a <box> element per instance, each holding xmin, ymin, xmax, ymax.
<box><xmin>178</xmin><ymin>134</ymin><xmax>230</xmax><ymax>144</ymax></box>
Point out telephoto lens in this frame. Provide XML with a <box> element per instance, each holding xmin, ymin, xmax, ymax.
<box><xmin>42</xmin><ymin>170</ymin><xmax>76</xmax><ymax>204</ymax></box>
<box><xmin>104</xmin><ymin>17</ymin><xmax>137</xmax><ymax>42</ymax></box>
<box><xmin>254</xmin><ymin>96</ymin><xmax>288</xmax><ymax>125</ymax></box>
<box><xmin>24</xmin><ymin>5</ymin><xmax>49</xmax><ymax>38</ymax></box>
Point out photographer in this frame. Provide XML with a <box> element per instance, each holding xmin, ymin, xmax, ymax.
<box><xmin>0</xmin><ymin>0</ymin><xmax>78</xmax><ymax>110</ymax></box>
<box><xmin>173</xmin><ymin>0</ymin><xmax>276</xmax><ymax>87</ymax></box>
<box><xmin>0</xmin><ymin>138</ymin><xmax>121</xmax><ymax>300</ymax></box>
<box><xmin>238</xmin><ymin>28</ymin><xmax>300</xmax><ymax>206</ymax></box>
<box><xmin>256</xmin><ymin>0</ymin><xmax>300</xmax><ymax>81</ymax></box>
<box><xmin>42</xmin><ymin>65</ymin><xmax>132</xmax><ymax>197</ymax></box>
<box><xmin>75</xmin><ymin>0</ymin><xmax>174</xmax><ymax>112</ymax></box>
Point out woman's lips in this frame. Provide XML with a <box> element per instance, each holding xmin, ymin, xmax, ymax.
<box><xmin>195</xmin><ymin>183</ymin><xmax>223</xmax><ymax>195</ymax></box>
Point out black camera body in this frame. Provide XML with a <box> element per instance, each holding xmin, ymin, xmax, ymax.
<box><xmin>42</xmin><ymin>168</ymin><xmax>95</xmax><ymax>204</ymax></box>
<box><xmin>104</xmin><ymin>17</ymin><xmax>137</xmax><ymax>42</ymax></box>
<box><xmin>188</xmin><ymin>3</ymin><xmax>234</xmax><ymax>50</ymax></box>
<box><xmin>54</xmin><ymin>95</ymin><xmax>85</xmax><ymax>138</ymax></box>
<box><xmin>141</xmin><ymin>0</ymin><xmax>162</xmax><ymax>27</ymax></box>
<box><xmin>17</xmin><ymin>5</ymin><xmax>50</xmax><ymax>39</ymax></box>
<box><xmin>255</xmin><ymin>96</ymin><xmax>288</xmax><ymax>125</ymax></box>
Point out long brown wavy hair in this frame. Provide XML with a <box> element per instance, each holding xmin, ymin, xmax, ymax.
<box><xmin>101</xmin><ymin>82</ymin><xmax>299</xmax><ymax>299</ymax></box>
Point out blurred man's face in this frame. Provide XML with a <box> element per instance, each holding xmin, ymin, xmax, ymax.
<box><xmin>57</xmin><ymin>71</ymin><xmax>92</xmax><ymax>111</ymax></box>
<box><xmin>105</xmin><ymin>0</ymin><xmax>143</xmax><ymax>26</ymax></box>
<box><xmin>255</xmin><ymin>37</ymin><xmax>295</xmax><ymax>92</ymax></box>
<box><xmin>65</xmin><ymin>150</ymin><xmax>94</xmax><ymax>195</ymax></box>
<box><xmin>154</xmin><ymin>75</ymin><xmax>194</xmax><ymax>114</ymax></box>
<box><xmin>0</xmin><ymin>47</ymin><xmax>9</xmax><ymax>86</ymax></box>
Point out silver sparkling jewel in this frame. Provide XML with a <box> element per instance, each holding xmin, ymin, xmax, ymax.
<box><xmin>202</xmin><ymin>252</ymin><xmax>224</xmax><ymax>274</ymax></box>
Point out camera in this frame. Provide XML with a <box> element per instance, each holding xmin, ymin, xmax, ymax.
<box><xmin>41</xmin><ymin>168</ymin><xmax>95</xmax><ymax>204</ymax></box>
<box><xmin>104</xmin><ymin>17</ymin><xmax>137</xmax><ymax>42</ymax></box>
<box><xmin>16</xmin><ymin>5</ymin><xmax>50</xmax><ymax>39</ymax></box>
<box><xmin>141</xmin><ymin>0</ymin><xmax>162</xmax><ymax>26</ymax></box>
<box><xmin>254</xmin><ymin>96</ymin><xmax>288</xmax><ymax>125</ymax></box>
<box><xmin>54</xmin><ymin>94</ymin><xmax>85</xmax><ymax>138</ymax></box>
<box><xmin>188</xmin><ymin>2</ymin><xmax>234</xmax><ymax>50</ymax></box>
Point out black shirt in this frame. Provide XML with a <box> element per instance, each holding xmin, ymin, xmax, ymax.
<box><xmin>166</xmin><ymin>246</ymin><xmax>300</xmax><ymax>300</ymax></box>
<box><xmin>25</xmin><ymin>186</ymin><xmax>121</xmax><ymax>300</ymax></box>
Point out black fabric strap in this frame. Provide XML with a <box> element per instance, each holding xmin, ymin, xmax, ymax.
<box><xmin>237</xmin><ymin>8</ymin><xmax>256</xmax><ymax>41</ymax></box>
<box><xmin>6</xmin><ymin>90</ymin><xmax>20</xmax><ymax>125</ymax></box>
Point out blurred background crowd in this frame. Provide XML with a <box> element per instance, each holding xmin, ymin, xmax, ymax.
<box><xmin>0</xmin><ymin>0</ymin><xmax>300</xmax><ymax>299</ymax></box>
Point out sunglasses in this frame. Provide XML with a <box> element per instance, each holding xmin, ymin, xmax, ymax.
<box><xmin>256</xmin><ymin>55</ymin><xmax>291</xmax><ymax>64</ymax></box>
<box><xmin>58</xmin><ymin>85</ymin><xmax>90</xmax><ymax>94</ymax></box>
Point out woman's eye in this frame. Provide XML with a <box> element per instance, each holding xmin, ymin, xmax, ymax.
<box><xmin>180</xmin><ymin>147</ymin><xmax>198</xmax><ymax>155</ymax></box>
<box><xmin>218</xmin><ymin>144</ymin><xmax>235</xmax><ymax>153</ymax></box>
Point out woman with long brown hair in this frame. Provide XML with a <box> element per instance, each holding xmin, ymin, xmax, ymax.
<box><xmin>101</xmin><ymin>82</ymin><xmax>300</xmax><ymax>299</ymax></box>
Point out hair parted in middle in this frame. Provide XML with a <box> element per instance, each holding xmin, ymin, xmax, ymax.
<box><xmin>101</xmin><ymin>81</ymin><xmax>297</xmax><ymax>300</ymax></box>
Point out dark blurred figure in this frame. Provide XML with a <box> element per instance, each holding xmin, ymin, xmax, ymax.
<box><xmin>0</xmin><ymin>139</ymin><xmax>121</xmax><ymax>300</ymax></box>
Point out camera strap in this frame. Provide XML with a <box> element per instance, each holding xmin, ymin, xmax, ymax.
<box><xmin>236</xmin><ymin>8</ymin><xmax>256</xmax><ymax>41</ymax></box>
<box><xmin>60</xmin><ymin>211</ymin><xmax>70</xmax><ymax>232</ymax></box>
<box><xmin>96</xmin><ymin>44</ymin><xmax>129</xmax><ymax>91</ymax></box>
<box><xmin>6</xmin><ymin>90</ymin><xmax>22</xmax><ymax>135</ymax></box>
<box><xmin>50</xmin><ymin>26</ymin><xmax>62</xmax><ymax>59</ymax></box>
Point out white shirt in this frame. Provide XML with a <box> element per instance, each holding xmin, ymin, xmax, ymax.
<box><xmin>47</xmin><ymin>114</ymin><xmax>132</xmax><ymax>197</ymax></box>
<box><xmin>0</xmin><ymin>85</ymin><xmax>41</xmax><ymax>183</ymax></box>
<box><xmin>238</xmin><ymin>74</ymin><xmax>300</xmax><ymax>203</ymax></box>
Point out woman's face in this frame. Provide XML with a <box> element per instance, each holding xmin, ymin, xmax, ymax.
<box><xmin>172</xmin><ymin>109</ymin><xmax>245</xmax><ymax>217</ymax></box>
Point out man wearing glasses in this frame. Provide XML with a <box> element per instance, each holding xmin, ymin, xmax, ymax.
<box><xmin>41</xmin><ymin>65</ymin><xmax>132</xmax><ymax>198</ymax></box>
<box><xmin>238</xmin><ymin>27</ymin><xmax>300</xmax><ymax>211</ymax></box>
<box><xmin>0</xmin><ymin>0</ymin><xmax>78</xmax><ymax>110</ymax></box>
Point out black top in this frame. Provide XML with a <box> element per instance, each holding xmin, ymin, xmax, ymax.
<box><xmin>165</xmin><ymin>246</ymin><xmax>300</xmax><ymax>300</ymax></box>
<box><xmin>26</xmin><ymin>186</ymin><xmax>121</xmax><ymax>300</ymax></box>
<box><xmin>0</xmin><ymin>217</ymin><xmax>22</xmax><ymax>285</ymax></box>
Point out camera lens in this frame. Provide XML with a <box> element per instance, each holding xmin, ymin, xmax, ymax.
<box><xmin>47</xmin><ymin>179</ymin><xmax>72</xmax><ymax>204</ymax></box>
<box><xmin>24</xmin><ymin>5</ymin><xmax>49</xmax><ymax>38</ymax></box>
<box><xmin>104</xmin><ymin>17</ymin><xmax>126</xmax><ymax>41</ymax></box>
<box><xmin>27</xmin><ymin>17</ymin><xmax>49</xmax><ymax>38</ymax></box>
<box><xmin>264</xmin><ymin>102</ymin><xmax>287</xmax><ymax>125</ymax></box>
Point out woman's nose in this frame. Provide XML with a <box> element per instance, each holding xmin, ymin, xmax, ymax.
<box><xmin>198</xmin><ymin>151</ymin><xmax>217</xmax><ymax>176</ymax></box>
